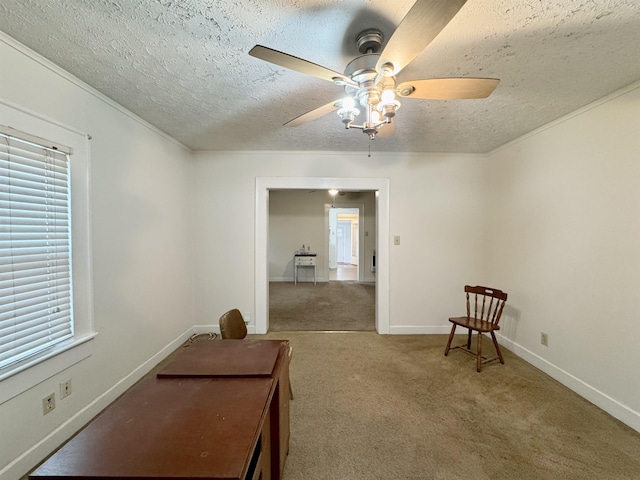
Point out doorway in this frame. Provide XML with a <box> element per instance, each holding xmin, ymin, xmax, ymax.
<box><xmin>328</xmin><ymin>207</ymin><xmax>360</xmax><ymax>282</ymax></box>
<box><xmin>255</xmin><ymin>177</ymin><xmax>390</xmax><ymax>334</ymax></box>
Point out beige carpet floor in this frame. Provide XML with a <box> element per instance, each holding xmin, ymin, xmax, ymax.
<box><xmin>269</xmin><ymin>281</ymin><xmax>375</xmax><ymax>331</ymax></box>
<box><xmin>259</xmin><ymin>331</ymin><xmax>640</xmax><ymax>480</ymax></box>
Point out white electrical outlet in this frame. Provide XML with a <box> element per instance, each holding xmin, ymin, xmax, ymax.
<box><xmin>60</xmin><ymin>379</ymin><xmax>72</xmax><ymax>399</ymax></box>
<box><xmin>541</xmin><ymin>332</ymin><xmax>549</xmax><ymax>347</ymax></box>
<box><xmin>42</xmin><ymin>393</ymin><xmax>55</xmax><ymax>415</ymax></box>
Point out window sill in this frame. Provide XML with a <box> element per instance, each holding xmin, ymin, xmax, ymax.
<box><xmin>0</xmin><ymin>333</ymin><xmax>97</xmax><ymax>405</ymax></box>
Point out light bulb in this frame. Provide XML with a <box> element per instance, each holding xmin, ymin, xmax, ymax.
<box><xmin>341</xmin><ymin>97</ymin><xmax>356</xmax><ymax>110</ymax></box>
<box><xmin>328</xmin><ymin>189</ymin><xmax>339</xmax><ymax>196</ymax></box>
<box><xmin>381</xmin><ymin>89</ymin><xmax>396</xmax><ymax>103</ymax></box>
<box><xmin>377</xmin><ymin>90</ymin><xmax>401</xmax><ymax>118</ymax></box>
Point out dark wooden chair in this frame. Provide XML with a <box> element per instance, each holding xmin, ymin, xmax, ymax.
<box><xmin>444</xmin><ymin>285</ymin><xmax>508</xmax><ymax>372</ymax></box>
<box><xmin>218</xmin><ymin>308</ymin><xmax>293</xmax><ymax>399</ymax></box>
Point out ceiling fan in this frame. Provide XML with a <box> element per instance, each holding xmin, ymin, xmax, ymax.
<box><xmin>249</xmin><ymin>0</ymin><xmax>499</xmax><ymax>140</ymax></box>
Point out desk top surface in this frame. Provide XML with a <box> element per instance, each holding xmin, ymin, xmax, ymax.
<box><xmin>157</xmin><ymin>339</ymin><xmax>285</xmax><ymax>378</ymax></box>
<box><xmin>31</xmin><ymin>376</ymin><xmax>273</xmax><ymax>479</ymax></box>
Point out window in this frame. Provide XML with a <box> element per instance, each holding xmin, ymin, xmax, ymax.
<box><xmin>0</xmin><ymin>112</ymin><xmax>94</xmax><ymax>404</ymax></box>
<box><xmin>0</xmin><ymin>129</ymin><xmax>74</xmax><ymax>369</ymax></box>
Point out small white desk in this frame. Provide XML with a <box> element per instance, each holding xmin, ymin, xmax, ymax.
<box><xmin>294</xmin><ymin>254</ymin><xmax>316</xmax><ymax>285</ymax></box>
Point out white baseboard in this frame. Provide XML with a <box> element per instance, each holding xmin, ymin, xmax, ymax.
<box><xmin>192</xmin><ymin>324</ymin><xmax>221</xmax><ymax>335</ymax></box>
<box><xmin>389</xmin><ymin>325</ymin><xmax>452</xmax><ymax>335</ymax></box>
<box><xmin>496</xmin><ymin>333</ymin><xmax>640</xmax><ymax>433</ymax></box>
<box><xmin>269</xmin><ymin>277</ymin><xmax>329</xmax><ymax>283</ymax></box>
<box><xmin>194</xmin><ymin>323</ymin><xmax>258</xmax><ymax>335</ymax></box>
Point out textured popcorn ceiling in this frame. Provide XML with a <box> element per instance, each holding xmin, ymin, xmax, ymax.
<box><xmin>1</xmin><ymin>0</ymin><xmax>639</xmax><ymax>153</ymax></box>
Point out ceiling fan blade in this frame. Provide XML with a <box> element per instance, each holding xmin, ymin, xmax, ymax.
<box><xmin>376</xmin><ymin>0</ymin><xmax>467</xmax><ymax>77</ymax></box>
<box><xmin>284</xmin><ymin>100</ymin><xmax>340</xmax><ymax>127</ymax></box>
<box><xmin>249</xmin><ymin>45</ymin><xmax>352</xmax><ymax>85</ymax></box>
<box><xmin>397</xmin><ymin>78</ymin><xmax>500</xmax><ymax>99</ymax></box>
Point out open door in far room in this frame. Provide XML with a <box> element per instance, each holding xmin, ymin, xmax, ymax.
<box><xmin>328</xmin><ymin>207</ymin><xmax>360</xmax><ymax>282</ymax></box>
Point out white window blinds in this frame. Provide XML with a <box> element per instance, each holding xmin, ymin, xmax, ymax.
<box><xmin>0</xmin><ymin>130</ymin><xmax>74</xmax><ymax>370</ymax></box>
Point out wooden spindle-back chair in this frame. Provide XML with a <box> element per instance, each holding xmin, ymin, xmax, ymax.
<box><xmin>444</xmin><ymin>285</ymin><xmax>508</xmax><ymax>372</ymax></box>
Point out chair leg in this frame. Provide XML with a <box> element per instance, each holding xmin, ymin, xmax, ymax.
<box><xmin>466</xmin><ymin>329</ymin><xmax>472</xmax><ymax>349</ymax></box>
<box><xmin>444</xmin><ymin>324</ymin><xmax>457</xmax><ymax>356</ymax></box>
<box><xmin>476</xmin><ymin>332</ymin><xmax>483</xmax><ymax>373</ymax></box>
<box><xmin>491</xmin><ymin>331</ymin><xmax>504</xmax><ymax>364</ymax></box>
<box><xmin>289</xmin><ymin>381</ymin><xmax>294</xmax><ymax>400</ymax></box>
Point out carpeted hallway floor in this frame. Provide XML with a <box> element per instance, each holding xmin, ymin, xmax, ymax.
<box><xmin>269</xmin><ymin>281</ymin><xmax>375</xmax><ymax>331</ymax></box>
<box><xmin>259</xmin><ymin>331</ymin><xmax>640</xmax><ymax>480</ymax></box>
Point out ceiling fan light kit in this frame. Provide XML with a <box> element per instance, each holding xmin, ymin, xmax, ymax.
<box><xmin>249</xmin><ymin>0</ymin><xmax>500</xmax><ymax>141</ymax></box>
<box><xmin>336</xmin><ymin>42</ymin><xmax>400</xmax><ymax>138</ymax></box>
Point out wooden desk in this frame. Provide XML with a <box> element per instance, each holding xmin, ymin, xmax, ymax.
<box><xmin>159</xmin><ymin>339</ymin><xmax>290</xmax><ymax>479</ymax></box>
<box><xmin>30</xmin><ymin>377</ymin><xmax>273</xmax><ymax>479</ymax></box>
<box><xmin>30</xmin><ymin>340</ymin><xmax>291</xmax><ymax>480</ymax></box>
<box><xmin>158</xmin><ymin>339</ymin><xmax>282</xmax><ymax>378</ymax></box>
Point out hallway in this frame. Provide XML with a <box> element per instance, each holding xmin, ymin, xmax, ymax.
<box><xmin>329</xmin><ymin>263</ymin><xmax>357</xmax><ymax>281</ymax></box>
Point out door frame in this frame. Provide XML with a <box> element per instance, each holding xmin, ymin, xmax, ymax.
<box><xmin>255</xmin><ymin>177</ymin><xmax>390</xmax><ymax>334</ymax></box>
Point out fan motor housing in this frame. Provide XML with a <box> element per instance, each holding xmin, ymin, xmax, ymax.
<box><xmin>344</xmin><ymin>53</ymin><xmax>379</xmax><ymax>79</ymax></box>
<box><xmin>357</xmin><ymin>29</ymin><xmax>383</xmax><ymax>54</ymax></box>
<box><xmin>344</xmin><ymin>53</ymin><xmax>397</xmax><ymax>107</ymax></box>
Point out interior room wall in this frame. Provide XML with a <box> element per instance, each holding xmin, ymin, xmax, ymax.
<box><xmin>269</xmin><ymin>190</ymin><xmax>331</xmax><ymax>282</ymax></box>
<box><xmin>0</xmin><ymin>34</ymin><xmax>195</xmax><ymax>480</ymax></box>
<box><xmin>192</xmin><ymin>150</ymin><xmax>488</xmax><ymax>334</ymax></box>
<box><xmin>486</xmin><ymin>82</ymin><xmax>640</xmax><ymax>431</ymax></box>
<box><xmin>268</xmin><ymin>190</ymin><xmax>377</xmax><ymax>283</ymax></box>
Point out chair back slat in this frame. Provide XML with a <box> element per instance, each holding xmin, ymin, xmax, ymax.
<box><xmin>464</xmin><ymin>285</ymin><xmax>508</xmax><ymax>326</ymax></box>
<box><xmin>465</xmin><ymin>291</ymin><xmax>471</xmax><ymax>318</ymax></box>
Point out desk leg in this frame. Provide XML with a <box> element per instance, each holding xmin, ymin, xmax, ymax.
<box><xmin>294</xmin><ymin>265</ymin><xmax>297</xmax><ymax>285</ymax></box>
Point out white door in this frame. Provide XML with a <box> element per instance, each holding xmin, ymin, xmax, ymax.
<box><xmin>337</xmin><ymin>220</ymin><xmax>351</xmax><ymax>264</ymax></box>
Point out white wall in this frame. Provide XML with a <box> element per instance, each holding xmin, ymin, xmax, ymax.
<box><xmin>0</xmin><ymin>34</ymin><xmax>195</xmax><ymax>479</ymax></box>
<box><xmin>487</xmin><ymin>82</ymin><xmax>640</xmax><ymax>431</ymax></box>
<box><xmin>269</xmin><ymin>190</ymin><xmax>332</xmax><ymax>282</ymax></box>
<box><xmin>192</xmin><ymin>150</ymin><xmax>488</xmax><ymax>334</ymax></box>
